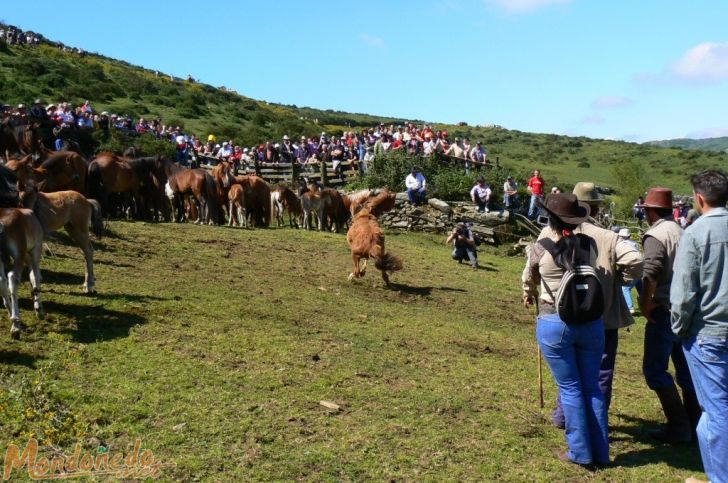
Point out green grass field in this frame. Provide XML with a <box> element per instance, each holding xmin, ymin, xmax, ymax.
<box><xmin>0</xmin><ymin>222</ymin><xmax>707</xmax><ymax>481</ymax></box>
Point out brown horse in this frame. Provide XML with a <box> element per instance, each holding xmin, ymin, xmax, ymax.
<box><xmin>211</xmin><ymin>161</ymin><xmax>235</xmax><ymax>223</ymax></box>
<box><xmin>163</xmin><ymin>160</ymin><xmax>219</xmax><ymax>224</ymax></box>
<box><xmin>6</xmin><ymin>152</ymin><xmax>87</xmax><ymax>194</ymax></box>
<box><xmin>346</xmin><ymin>190</ymin><xmax>400</xmax><ymax>285</ymax></box>
<box><xmin>21</xmin><ymin>188</ymin><xmax>103</xmax><ymax>294</ymax></box>
<box><xmin>301</xmin><ymin>189</ymin><xmax>327</xmax><ymax>231</ymax></box>
<box><xmin>321</xmin><ymin>188</ymin><xmax>349</xmax><ymax>233</ymax></box>
<box><xmin>87</xmin><ymin>152</ymin><xmax>142</xmax><ymax>217</ymax></box>
<box><xmin>227</xmin><ymin>183</ymin><xmax>247</xmax><ymax>228</ymax></box>
<box><xmin>233</xmin><ymin>175</ymin><xmax>271</xmax><ymax>227</ymax></box>
<box><xmin>0</xmin><ymin>208</ymin><xmax>45</xmax><ymax>339</ymax></box>
<box><xmin>0</xmin><ymin>121</ymin><xmax>40</xmax><ymax>161</ymax></box>
<box><xmin>272</xmin><ymin>185</ymin><xmax>302</xmax><ymax>228</ymax></box>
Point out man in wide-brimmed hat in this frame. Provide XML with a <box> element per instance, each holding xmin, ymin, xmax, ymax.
<box><xmin>540</xmin><ymin>181</ymin><xmax>643</xmax><ymax>430</ymax></box>
<box><xmin>523</xmin><ymin>193</ymin><xmax>609</xmax><ymax>466</ymax></box>
<box><xmin>639</xmin><ymin>187</ymin><xmax>698</xmax><ymax>444</ymax></box>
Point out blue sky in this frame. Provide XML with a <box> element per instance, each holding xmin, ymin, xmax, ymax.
<box><xmin>3</xmin><ymin>0</ymin><xmax>728</xmax><ymax>142</ymax></box>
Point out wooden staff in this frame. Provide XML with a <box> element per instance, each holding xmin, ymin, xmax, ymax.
<box><xmin>536</xmin><ymin>298</ymin><xmax>544</xmax><ymax>409</ymax></box>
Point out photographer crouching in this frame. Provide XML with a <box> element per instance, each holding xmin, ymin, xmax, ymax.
<box><xmin>446</xmin><ymin>222</ymin><xmax>478</xmax><ymax>270</ymax></box>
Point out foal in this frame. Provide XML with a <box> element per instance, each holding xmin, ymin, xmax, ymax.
<box><xmin>0</xmin><ymin>208</ymin><xmax>45</xmax><ymax>339</ymax></box>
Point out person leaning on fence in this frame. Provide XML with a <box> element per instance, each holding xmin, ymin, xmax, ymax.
<box><xmin>671</xmin><ymin>169</ymin><xmax>728</xmax><ymax>483</ymax></box>
<box><xmin>470</xmin><ymin>177</ymin><xmax>492</xmax><ymax>213</ymax></box>
<box><xmin>446</xmin><ymin>223</ymin><xmax>478</xmax><ymax>269</ymax></box>
<box><xmin>541</xmin><ymin>182</ymin><xmax>644</xmax><ymax>430</ymax></box>
<box><xmin>638</xmin><ymin>188</ymin><xmax>700</xmax><ymax>444</ymax></box>
<box><xmin>503</xmin><ymin>176</ymin><xmax>519</xmax><ymax>210</ymax></box>
<box><xmin>523</xmin><ymin>193</ymin><xmax>610</xmax><ymax>467</ymax></box>
<box><xmin>405</xmin><ymin>167</ymin><xmax>427</xmax><ymax>206</ymax></box>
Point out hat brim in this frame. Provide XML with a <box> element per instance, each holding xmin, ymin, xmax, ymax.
<box><xmin>537</xmin><ymin>199</ymin><xmax>591</xmax><ymax>225</ymax></box>
<box><xmin>636</xmin><ymin>202</ymin><xmax>671</xmax><ymax>209</ymax></box>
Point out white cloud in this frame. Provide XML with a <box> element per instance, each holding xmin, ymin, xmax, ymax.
<box><xmin>359</xmin><ymin>34</ymin><xmax>386</xmax><ymax>49</ymax></box>
<box><xmin>670</xmin><ymin>42</ymin><xmax>728</xmax><ymax>82</ymax></box>
<box><xmin>487</xmin><ymin>0</ymin><xmax>572</xmax><ymax>14</ymax></box>
<box><xmin>686</xmin><ymin>127</ymin><xmax>728</xmax><ymax>139</ymax></box>
<box><xmin>591</xmin><ymin>96</ymin><xmax>632</xmax><ymax>109</ymax></box>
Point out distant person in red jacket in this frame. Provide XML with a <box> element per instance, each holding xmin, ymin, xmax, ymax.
<box><xmin>527</xmin><ymin>169</ymin><xmax>546</xmax><ymax>220</ymax></box>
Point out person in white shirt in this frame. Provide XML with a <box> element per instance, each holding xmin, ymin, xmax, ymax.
<box><xmin>470</xmin><ymin>177</ymin><xmax>492</xmax><ymax>213</ymax></box>
<box><xmin>405</xmin><ymin>167</ymin><xmax>427</xmax><ymax>206</ymax></box>
<box><xmin>503</xmin><ymin>176</ymin><xmax>519</xmax><ymax>209</ymax></box>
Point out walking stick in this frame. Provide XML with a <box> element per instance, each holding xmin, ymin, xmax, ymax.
<box><xmin>535</xmin><ymin>298</ymin><xmax>544</xmax><ymax>409</ymax></box>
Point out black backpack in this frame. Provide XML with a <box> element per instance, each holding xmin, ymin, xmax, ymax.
<box><xmin>539</xmin><ymin>234</ymin><xmax>603</xmax><ymax>324</ymax></box>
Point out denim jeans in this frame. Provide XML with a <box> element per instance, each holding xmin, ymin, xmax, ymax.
<box><xmin>452</xmin><ymin>245</ymin><xmax>478</xmax><ymax>268</ymax></box>
<box><xmin>553</xmin><ymin>328</ymin><xmax>618</xmax><ymax>427</ymax></box>
<box><xmin>537</xmin><ymin>314</ymin><xmax>609</xmax><ymax>464</ymax></box>
<box><xmin>528</xmin><ymin>195</ymin><xmax>543</xmax><ymax>220</ymax></box>
<box><xmin>683</xmin><ymin>336</ymin><xmax>728</xmax><ymax>483</ymax></box>
<box><xmin>622</xmin><ymin>281</ymin><xmax>636</xmax><ymax>310</ymax></box>
<box><xmin>643</xmin><ymin>308</ymin><xmax>695</xmax><ymax>392</ymax></box>
<box><xmin>407</xmin><ymin>188</ymin><xmax>426</xmax><ymax>206</ymax></box>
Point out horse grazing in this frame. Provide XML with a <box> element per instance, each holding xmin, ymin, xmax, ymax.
<box><xmin>346</xmin><ymin>190</ymin><xmax>401</xmax><ymax>285</ymax></box>
<box><xmin>0</xmin><ymin>208</ymin><xmax>45</xmax><ymax>339</ymax></box>
<box><xmin>272</xmin><ymin>185</ymin><xmax>302</xmax><ymax>228</ymax></box>
<box><xmin>227</xmin><ymin>183</ymin><xmax>247</xmax><ymax>228</ymax></box>
<box><xmin>21</xmin><ymin>188</ymin><xmax>103</xmax><ymax>294</ymax></box>
<box><xmin>233</xmin><ymin>175</ymin><xmax>270</xmax><ymax>227</ymax></box>
<box><xmin>163</xmin><ymin>160</ymin><xmax>219</xmax><ymax>224</ymax></box>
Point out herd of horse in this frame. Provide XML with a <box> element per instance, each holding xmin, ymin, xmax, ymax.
<box><xmin>0</xmin><ymin>147</ymin><xmax>402</xmax><ymax>340</ymax></box>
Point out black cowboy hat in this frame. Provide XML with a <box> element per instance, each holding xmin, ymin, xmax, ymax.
<box><xmin>537</xmin><ymin>193</ymin><xmax>590</xmax><ymax>225</ymax></box>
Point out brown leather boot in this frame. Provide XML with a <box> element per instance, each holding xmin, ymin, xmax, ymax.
<box><xmin>650</xmin><ymin>385</ymin><xmax>692</xmax><ymax>444</ymax></box>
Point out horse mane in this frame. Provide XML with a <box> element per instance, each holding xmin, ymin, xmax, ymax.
<box><xmin>365</xmin><ymin>190</ymin><xmax>396</xmax><ymax>218</ymax></box>
<box><xmin>347</xmin><ymin>189</ymin><xmax>372</xmax><ymax>204</ymax></box>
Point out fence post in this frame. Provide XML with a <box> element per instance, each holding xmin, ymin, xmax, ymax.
<box><xmin>254</xmin><ymin>157</ymin><xmax>261</xmax><ymax>177</ymax></box>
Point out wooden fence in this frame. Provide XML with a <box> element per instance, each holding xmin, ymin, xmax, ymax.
<box><xmin>197</xmin><ymin>155</ymin><xmax>359</xmax><ymax>186</ymax></box>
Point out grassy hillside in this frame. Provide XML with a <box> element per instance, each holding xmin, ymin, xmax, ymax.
<box><xmin>2</xmin><ymin>42</ymin><xmax>728</xmax><ymax>194</ymax></box>
<box><xmin>0</xmin><ymin>221</ymin><xmax>707</xmax><ymax>481</ymax></box>
<box><xmin>647</xmin><ymin>137</ymin><xmax>728</xmax><ymax>152</ymax></box>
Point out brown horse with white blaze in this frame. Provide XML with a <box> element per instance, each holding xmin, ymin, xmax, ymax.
<box><xmin>346</xmin><ymin>189</ymin><xmax>401</xmax><ymax>285</ymax></box>
<box><xmin>0</xmin><ymin>208</ymin><xmax>45</xmax><ymax>339</ymax></box>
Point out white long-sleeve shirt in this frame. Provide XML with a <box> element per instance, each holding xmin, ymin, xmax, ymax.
<box><xmin>405</xmin><ymin>173</ymin><xmax>426</xmax><ymax>190</ymax></box>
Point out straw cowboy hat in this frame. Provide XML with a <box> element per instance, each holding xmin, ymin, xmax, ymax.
<box><xmin>572</xmin><ymin>182</ymin><xmax>603</xmax><ymax>205</ymax></box>
<box><xmin>537</xmin><ymin>193</ymin><xmax>591</xmax><ymax>225</ymax></box>
<box><xmin>638</xmin><ymin>187</ymin><xmax>673</xmax><ymax>210</ymax></box>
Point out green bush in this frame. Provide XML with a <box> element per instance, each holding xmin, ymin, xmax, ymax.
<box><xmin>611</xmin><ymin>159</ymin><xmax>651</xmax><ymax>218</ymax></box>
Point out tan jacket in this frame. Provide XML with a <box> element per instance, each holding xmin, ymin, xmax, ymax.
<box><xmin>536</xmin><ymin>223</ymin><xmax>643</xmax><ymax>330</ymax></box>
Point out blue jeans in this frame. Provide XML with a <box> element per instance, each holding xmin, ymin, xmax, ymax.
<box><xmin>683</xmin><ymin>336</ymin><xmax>728</xmax><ymax>483</ymax></box>
<box><xmin>452</xmin><ymin>245</ymin><xmax>477</xmax><ymax>268</ymax></box>
<box><xmin>553</xmin><ymin>328</ymin><xmax>618</xmax><ymax>427</ymax></box>
<box><xmin>643</xmin><ymin>308</ymin><xmax>695</xmax><ymax>392</ymax></box>
<box><xmin>528</xmin><ymin>195</ymin><xmax>543</xmax><ymax>220</ymax></box>
<box><xmin>537</xmin><ymin>314</ymin><xmax>609</xmax><ymax>464</ymax></box>
<box><xmin>407</xmin><ymin>188</ymin><xmax>426</xmax><ymax>206</ymax></box>
<box><xmin>622</xmin><ymin>281</ymin><xmax>636</xmax><ymax>310</ymax></box>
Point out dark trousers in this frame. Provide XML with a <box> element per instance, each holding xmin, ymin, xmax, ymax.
<box><xmin>553</xmin><ymin>328</ymin><xmax>619</xmax><ymax>427</ymax></box>
<box><xmin>643</xmin><ymin>308</ymin><xmax>695</xmax><ymax>392</ymax></box>
<box><xmin>452</xmin><ymin>245</ymin><xmax>478</xmax><ymax>268</ymax></box>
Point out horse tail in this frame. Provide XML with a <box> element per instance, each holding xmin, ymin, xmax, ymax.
<box><xmin>373</xmin><ymin>251</ymin><xmax>403</xmax><ymax>273</ymax></box>
<box><xmin>204</xmin><ymin>173</ymin><xmax>220</xmax><ymax>223</ymax></box>
<box><xmin>262</xmin><ymin>183</ymin><xmax>271</xmax><ymax>227</ymax></box>
<box><xmin>86</xmin><ymin>161</ymin><xmax>104</xmax><ymax>201</ymax></box>
<box><xmin>88</xmin><ymin>199</ymin><xmax>104</xmax><ymax>238</ymax></box>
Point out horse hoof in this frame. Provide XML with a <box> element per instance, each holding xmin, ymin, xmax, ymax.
<box><xmin>35</xmin><ymin>310</ymin><xmax>45</xmax><ymax>321</ymax></box>
<box><xmin>10</xmin><ymin>320</ymin><xmax>26</xmax><ymax>339</ymax></box>
<box><xmin>348</xmin><ymin>273</ymin><xmax>355</xmax><ymax>282</ymax></box>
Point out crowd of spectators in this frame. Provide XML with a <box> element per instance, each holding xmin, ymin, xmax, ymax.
<box><xmin>0</xmin><ymin>25</ymin><xmax>41</xmax><ymax>46</ymax></box>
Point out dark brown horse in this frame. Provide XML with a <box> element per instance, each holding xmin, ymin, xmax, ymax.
<box><xmin>87</xmin><ymin>152</ymin><xmax>142</xmax><ymax>217</ymax></box>
<box><xmin>0</xmin><ymin>208</ymin><xmax>45</xmax><ymax>339</ymax></box>
<box><xmin>272</xmin><ymin>185</ymin><xmax>302</xmax><ymax>228</ymax></box>
<box><xmin>163</xmin><ymin>159</ymin><xmax>219</xmax><ymax>224</ymax></box>
<box><xmin>0</xmin><ymin>121</ymin><xmax>41</xmax><ymax>161</ymax></box>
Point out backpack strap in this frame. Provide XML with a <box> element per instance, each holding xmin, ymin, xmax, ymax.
<box><xmin>536</xmin><ymin>238</ymin><xmax>559</xmax><ymax>301</ymax></box>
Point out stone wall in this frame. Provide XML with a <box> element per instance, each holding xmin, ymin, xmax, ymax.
<box><xmin>379</xmin><ymin>193</ymin><xmax>512</xmax><ymax>245</ymax></box>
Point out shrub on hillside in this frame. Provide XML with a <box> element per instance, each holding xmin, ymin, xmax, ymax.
<box><xmin>611</xmin><ymin>159</ymin><xmax>651</xmax><ymax>218</ymax></box>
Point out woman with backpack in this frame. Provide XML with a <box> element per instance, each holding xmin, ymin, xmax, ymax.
<box><xmin>522</xmin><ymin>193</ymin><xmax>609</xmax><ymax>468</ymax></box>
